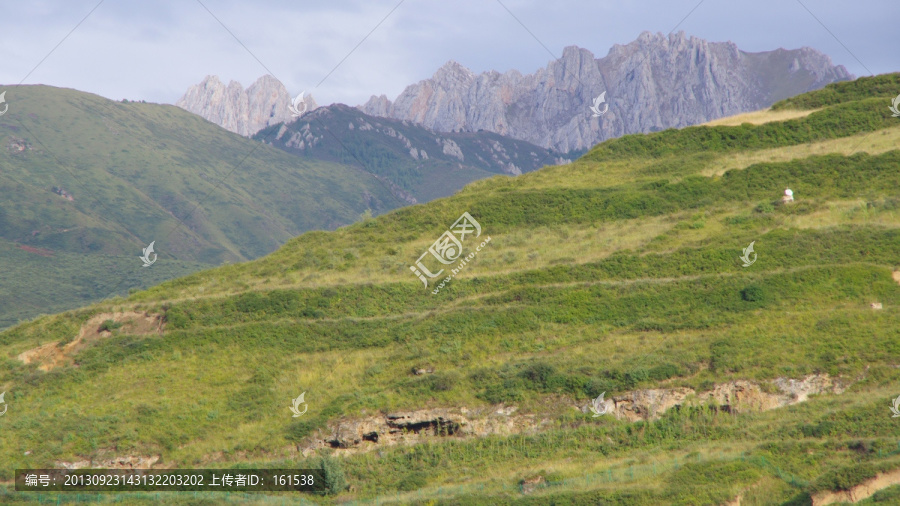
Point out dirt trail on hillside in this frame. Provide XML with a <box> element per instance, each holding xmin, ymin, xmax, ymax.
<box><xmin>812</xmin><ymin>468</ymin><xmax>900</xmax><ymax>505</ymax></box>
<box><xmin>17</xmin><ymin>311</ymin><xmax>163</xmax><ymax>371</ymax></box>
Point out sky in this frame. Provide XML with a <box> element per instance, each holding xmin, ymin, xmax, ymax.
<box><xmin>0</xmin><ymin>0</ymin><xmax>896</xmax><ymax>107</ymax></box>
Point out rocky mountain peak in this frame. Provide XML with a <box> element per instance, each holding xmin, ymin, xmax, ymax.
<box><xmin>176</xmin><ymin>75</ymin><xmax>317</xmax><ymax>136</ymax></box>
<box><xmin>434</xmin><ymin>60</ymin><xmax>475</xmax><ymax>82</ymax></box>
<box><xmin>360</xmin><ymin>33</ymin><xmax>852</xmax><ymax>152</ymax></box>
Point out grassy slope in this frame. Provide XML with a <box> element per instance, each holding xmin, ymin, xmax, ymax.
<box><xmin>255</xmin><ymin>104</ymin><xmax>569</xmax><ymax>203</ymax></box>
<box><xmin>1</xmin><ymin>74</ymin><xmax>900</xmax><ymax>505</ymax></box>
<box><xmin>0</xmin><ymin>85</ymin><xmax>400</xmax><ymax>327</ymax></box>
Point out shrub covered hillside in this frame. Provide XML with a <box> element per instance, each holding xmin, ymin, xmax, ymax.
<box><xmin>1</xmin><ymin>73</ymin><xmax>900</xmax><ymax>505</ymax></box>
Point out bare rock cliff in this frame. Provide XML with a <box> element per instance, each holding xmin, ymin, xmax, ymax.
<box><xmin>360</xmin><ymin>31</ymin><xmax>853</xmax><ymax>152</ymax></box>
<box><xmin>176</xmin><ymin>75</ymin><xmax>317</xmax><ymax>136</ymax></box>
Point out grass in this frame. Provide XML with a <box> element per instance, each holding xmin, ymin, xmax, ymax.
<box><xmin>1</xmin><ymin>74</ymin><xmax>899</xmax><ymax>505</ymax></box>
<box><xmin>0</xmin><ymin>85</ymin><xmax>401</xmax><ymax>328</ymax></box>
<box><xmin>702</xmin><ymin>107</ymin><xmax>819</xmax><ymax>126</ymax></box>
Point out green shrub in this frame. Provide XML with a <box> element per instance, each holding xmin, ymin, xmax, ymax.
<box><xmin>318</xmin><ymin>455</ymin><xmax>347</xmax><ymax>495</ymax></box>
<box><xmin>164</xmin><ymin>307</ymin><xmax>191</xmax><ymax>329</ymax></box>
<box><xmin>740</xmin><ymin>285</ymin><xmax>766</xmax><ymax>302</ymax></box>
<box><xmin>396</xmin><ymin>471</ymin><xmax>427</xmax><ymax>492</ymax></box>
<box><xmin>286</xmin><ymin>418</ymin><xmax>325</xmax><ymax>442</ymax></box>
<box><xmin>520</xmin><ymin>362</ymin><xmax>556</xmax><ymax>389</ymax></box>
<box><xmin>811</xmin><ymin>463</ymin><xmax>878</xmax><ymax>492</ymax></box>
<box><xmin>479</xmin><ymin>379</ymin><xmax>525</xmax><ymax>404</ymax></box>
<box><xmin>648</xmin><ymin>363</ymin><xmax>683</xmax><ymax>381</ymax></box>
<box><xmin>429</xmin><ymin>372</ymin><xmax>458</xmax><ymax>392</ymax></box>
<box><xmin>97</xmin><ymin>319</ymin><xmax>123</xmax><ymax>332</ymax></box>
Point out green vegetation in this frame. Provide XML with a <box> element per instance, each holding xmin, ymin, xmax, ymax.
<box><xmin>1</xmin><ymin>74</ymin><xmax>899</xmax><ymax>504</ymax></box>
<box><xmin>587</xmin><ymin>94</ymin><xmax>894</xmax><ymax>161</ymax></box>
<box><xmin>772</xmin><ymin>72</ymin><xmax>900</xmax><ymax>110</ymax></box>
<box><xmin>255</xmin><ymin>104</ymin><xmax>571</xmax><ymax>203</ymax></box>
<box><xmin>96</xmin><ymin>319</ymin><xmax>123</xmax><ymax>333</ymax></box>
<box><xmin>0</xmin><ymin>86</ymin><xmax>401</xmax><ymax>328</ymax></box>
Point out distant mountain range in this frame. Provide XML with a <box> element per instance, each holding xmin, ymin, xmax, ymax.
<box><xmin>362</xmin><ymin>31</ymin><xmax>853</xmax><ymax>152</ymax></box>
<box><xmin>254</xmin><ymin>104</ymin><xmax>572</xmax><ymax>203</ymax></box>
<box><xmin>178</xmin><ymin>32</ymin><xmax>852</xmax><ymax>154</ymax></box>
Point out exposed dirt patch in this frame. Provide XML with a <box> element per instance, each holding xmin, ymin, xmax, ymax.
<box><xmin>521</xmin><ymin>475</ymin><xmax>546</xmax><ymax>495</ymax></box>
<box><xmin>811</xmin><ymin>467</ymin><xmax>900</xmax><ymax>505</ymax></box>
<box><xmin>723</xmin><ymin>493</ymin><xmax>742</xmax><ymax>506</ymax></box>
<box><xmin>701</xmin><ymin>108</ymin><xmax>817</xmax><ymax>127</ymax></box>
<box><xmin>298</xmin><ymin>405</ymin><xmax>549</xmax><ymax>457</ymax></box>
<box><xmin>55</xmin><ymin>454</ymin><xmax>160</xmax><ymax>470</ymax></box>
<box><xmin>17</xmin><ymin>311</ymin><xmax>163</xmax><ymax>371</ymax></box>
<box><xmin>587</xmin><ymin>374</ymin><xmax>848</xmax><ymax>421</ymax></box>
<box><xmin>893</xmin><ymin>270</ymin><xmax>900</xmax><ymax>285</ymax></box>
<box><xmin>294</xmin><ymin>375</ymin><xmax>849</xmax><ymax>458</ymax></box>
<box><xmin>16</xmin><ymin>244</ymin><xmax>53</xmax><ymax>257</ymax></box>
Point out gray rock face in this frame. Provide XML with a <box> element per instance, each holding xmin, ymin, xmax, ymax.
<box><xmin>360</xmin><ymin>31</ymin><xmax>853</xmax><ymax>152</ymax></box>
<box><xmin>176</xmin><ymin>75</ymin><xmax>317</xmax><ymax>136</ymax></box>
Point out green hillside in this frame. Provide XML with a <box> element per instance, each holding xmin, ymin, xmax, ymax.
<box><xmin>255</xmin><ymin>104</ymin><xmax>572</xmax><ymax>203</ymax></box>
<box><xmin>0</xmin><ymin>85</ymin><xmax>401</xmax><ymax>327</ymax></box>
<box><xmin>1</xmin><ymin>74</ymin><xmax>899</xmax><ymax>505</ymax></box>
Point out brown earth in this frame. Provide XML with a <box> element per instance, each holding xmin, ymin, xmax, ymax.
<box><xmin>55</xmin><ymin>454</ymin><xmax>160</xmax><ymax>470</ymax></box>
<box><xmin>298</xmin><ymin>404</ymin><xmax>550</xmax><ymax>457</ymax></box>
<box><xmin>591</xmin><ymin>374</ymin><xmax>847</xmax><ymax>422</ymax></box>
<box><xmin>811</xmin><ymin>468</ymin><xmax>900</xmax><ymax>505</ymax></box>
<box><xmin>16</xmin><ymin>244</ymin><xmax>53</xmax><ymax>257</ymax></box>
<box><xmin>723</xmin><ymin>494</ymin><xmax>742</xmax><ymax>506</ymax></box>
<box><xmin>893</xmin><ymin>270</ymin><xmax>900</xmax><ymax>285</ymax></box>
<box><xmin>295</xmin><ymin>374</ymin><xmax>849</xmax><ymax>458</ymax></box>
<box><xmin>17</xmin><ymin>311</ymin><xmax>163</xmax><ymax>371</ymax></box>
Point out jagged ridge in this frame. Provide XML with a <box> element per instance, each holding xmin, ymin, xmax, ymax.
<box><xmin>360</xmin><ymin>31</ymin><xmax>853</xmax><ymax>151</ymax></box>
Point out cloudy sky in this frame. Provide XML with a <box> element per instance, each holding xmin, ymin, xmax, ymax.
<box><xmin>1</xmin><ymin>0</ymin><xmax>896</xmax><ymax>107</ymax></box>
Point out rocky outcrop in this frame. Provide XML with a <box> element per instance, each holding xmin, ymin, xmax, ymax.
<box><xmin>297</xmin><ymin>374</ymin><xmax>849</xmax><ymax>456</ymax></box>
<box><xmin>299</xmin><ymin>405</ymin><xmax>548</xmax><ymax>456</ymax></box>
<box><xmin>360</xmin><ymin>31</ymin><xmax>853</xmax><ymax>152</ymax></box>
<box><xmin>176</xmin><ymin>75</ymin><xmax>317</xmax><ymax>136</ymax></box>
<box><xmin>586</xmin><ymin>374</ymin><xmax>848</xmax><ymax>421</ymax></box>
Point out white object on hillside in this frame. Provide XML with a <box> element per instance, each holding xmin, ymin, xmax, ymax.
<box><xmin>782</xmin><ymin>188</ymin><xmax>794</xmax><ymax>204</ymax></box>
